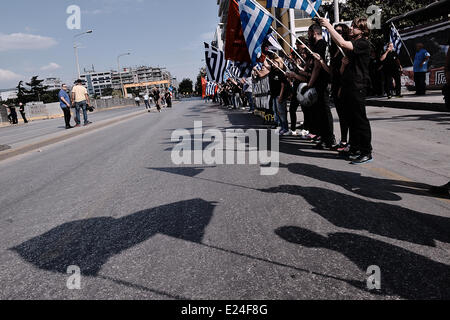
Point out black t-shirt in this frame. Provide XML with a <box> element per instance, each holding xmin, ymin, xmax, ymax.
<box><xmin>342</xmin><ymin>38</ymin><xmax>371</xmax><ymax>90</ymax></box>
<box><xmin>383</xmin><ymin>51</ymin><xmax>400</xmax><ymax>73</ymax></box>
<box><xmin>153</xmin><ymin>90</ymin><xmax>160</xmax><ymax>99</ymax></box>
<box><xmin>311</xmin><ymin>39</ymin><xmax>330</xmax><ymax>89</ymax></box>
<box><xmin>331</xmin><ymin>52</ymin><xmax>344</xmax><ymax>91</ymax></box>
<box><xmin>269</xmin><ymin>68</ymin><xmax>291</xmax><ymax>99</ymax></box>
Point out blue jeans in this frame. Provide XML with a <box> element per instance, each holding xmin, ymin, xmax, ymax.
<box><xmin>245</xmin><ymin>92</ymin><xmax>255</xmax><ymax>111</ymax></box>
<box><xmin>270</xmin><ymin>96</ymin><xmax>280</xmax><ymax>125</ymax></box>
<box><xmin>75</xmin><ymin>101</ymin><xmax>88</xmax><ymax>125</ymax></box>
<box><xmin>272</xmin><ymin>96</ymin><xmax>288</xmax><ymax>130</ymax></box>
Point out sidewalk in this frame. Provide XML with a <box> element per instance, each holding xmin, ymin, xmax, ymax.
<box><xmin>366</xmin><ymin>90</ymin><xmax>448</xmax><ymax>112</ymax></box>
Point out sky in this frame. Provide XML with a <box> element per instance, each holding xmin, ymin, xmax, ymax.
<box><xmin>0</xmin><ymin>0</ymin><xmax>220</xmax><ymax>89</ymax></box>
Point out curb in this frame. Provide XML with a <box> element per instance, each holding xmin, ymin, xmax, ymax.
<box><xmin>0</xmin><ymin>109</ymin><xmax>149</xmax><ymax>162</ymax></box>
<box><xmin>366</xmin><ymin>97</ymin><xmax>447</xmax><ymax>112</ymax></box>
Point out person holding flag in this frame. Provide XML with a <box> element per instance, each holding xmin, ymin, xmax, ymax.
<box><xmin>380</xmin><ymin>42</ymin><xmax>403</xmax><ymax>98</ymax></box>
<box><xmin>319</xmin><ymin>17</ymin><xmax>373</xmax><ymax>165</ymax></box>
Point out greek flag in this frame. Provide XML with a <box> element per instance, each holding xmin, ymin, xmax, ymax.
<box><xmin>322</xmin><ymin>12</ymin><xmax>330</xmax><ymax>44</ymax></box>
<box><xmin>206</xmin><ymin>82</ymin><xmax>217</xmax><ymax>96</ymax></box>
<box><xmin>226</xmin><ymin>61</ymin><xmax>252</xmax><ymax>80</ymax></box>
<box><xmin>238</xmin><ymin>0</ymin><xmax>274</xmax><ymax>64</ymax></box>
<box><xmin>266</xmin><ymin>0</ymin><xmax>322</xmax><ymax>18</ymax></box>
<box><xmin>390</xmin><ymin>24</ymin><xmax>403</xmax><ymax>55</ymax></box>
<box><xmin>204</xmin><ymin>42</ymin><xmax>228</xmax><ymax>83</ymax></box>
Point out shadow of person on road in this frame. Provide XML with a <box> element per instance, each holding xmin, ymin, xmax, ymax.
<box><xmin>261</xmin><ymin>185</ymin><xmax>450</xmax><ymax>247</ymax></box>
<box><xmin>281</xmin><ymin>162</ymin><xmax>433</xmax><ymax>201</ymax></box>
<box><xmin>275</xmin><ymin>226</ymin><xmax>450</xmax><ymax>299</ymax></box>
<box><xmin>11</xmin><ymin>198</ymin><xmax>216</xmax><ymax>277</ymax></box>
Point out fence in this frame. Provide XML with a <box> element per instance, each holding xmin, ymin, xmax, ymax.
<box><xmin>0</xmin><ymin>98</ymin><xmax>135</xmax><ymax>125</ymax></box>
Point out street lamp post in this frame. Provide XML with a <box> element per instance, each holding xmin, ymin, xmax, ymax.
<box><xmin>334</xmin><ymin>0</ymin><xmax>340</xmax><ymax>23</ymax></box>
<box><xmin>117</xmin><ymin>52</ymin><xmax>131</xmax><ymax>98</ymax></box>
<box><xmin>73</xmin><ymin>30</ymin><xmax>93</xmax><ymax>79</ymax></box>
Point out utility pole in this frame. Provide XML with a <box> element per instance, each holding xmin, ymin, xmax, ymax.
<box><xmin>117</xmin><ymin>52</ymin><xmax>131</xmax><ymax>98</ymax></box>
<box><xmin>73</xmin><ymin>30</ymin><xmax>93</xmax><ymax>79</ymax></box>
<box><xmin>334</xmin><ymin>0</ymin><xmax>340</xmax><ymax>23</ymax></box>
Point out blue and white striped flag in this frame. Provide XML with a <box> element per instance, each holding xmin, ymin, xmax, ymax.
<box><xmin>204</xmin><ymin>42</ymin><xmax>228</xmax><ymax>83</ymax></box>
<box><xmin>206</xmin><ymin>82</ymin><xmax>217</xmax><ymax>96</ymax></box>
<box><xmin>322</xmin><ymin>12</ymin><xmax>330</xmax><ymax>44</ymax></box>
<box><xmin>390</xmin><ymin>24</ymin><xmax>403</xmax><ymax>55</ymax></box>
<box><xmin>238</xmin><ymin>0</ymin><xmax>274</xmax><ymax>64</ymax></box>
<box><xmin>266</xmin><ymin>0</ymin><xmax>322</xmax><ymax>18</ymax></box>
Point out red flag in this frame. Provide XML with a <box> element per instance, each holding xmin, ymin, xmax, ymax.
<box><xmin>225</xmin><ymin>0</ymin><xmax>251</xmax><ymax>63</ymax></box>
<box><xmin>201</xmin><ymin>77</ymin><xmax>207</xmax><ymax>99</ymax></box>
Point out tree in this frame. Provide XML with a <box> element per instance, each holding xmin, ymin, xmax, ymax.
<box><xmin>16</xmin><ymin>81</ymin><xmax>28</xmax><ymax>103</ymax></box>
<box><xmin>101</xmin><ymin>87</ymin><xmax>114</xmax><ymax>97</ymax></box>
<box><xmin>25</xmin><ymin>76</ymin><xmax>48</xmax><ymax>102</ymax></box>
<box><xmin>178</xmin><ymin>78</ymin><xmax>193</xmax><ymax>95</ymax></box>
<box><xmin>322</xmin><ymin>0</ymin><xmax>437</xmax><ymax>55</ymax></box>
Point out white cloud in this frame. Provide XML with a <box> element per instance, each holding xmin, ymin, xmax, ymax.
<box><xmin>0</xmin><ymin>33</ymin><xmax>57</xmax><ymax>52</ymax></box>
<box><xmin>40</xmin><ymin>63</ymin><xmax>61</xmax><ymax>71</ymax></box>
<box><xmin>0</xmin><ymin>69</ymin><xmax>22</xmax><ymax>82</ymax></box>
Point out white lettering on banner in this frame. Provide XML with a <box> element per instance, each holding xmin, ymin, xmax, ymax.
<box><xmin>66</xmin><ymin>5</ymin><xmax>81</xmax><ymax>30</ymax></box>
<box><xmin>253</xmin><ymin>76</ymin><xmax>270</xmax><ymax>111</ymax></box>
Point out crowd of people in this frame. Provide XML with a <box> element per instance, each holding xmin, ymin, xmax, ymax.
<box><xmin>1</xmin><ymin>81</ymin><xmax>174</xmax><ymax>129</ymax></box>
<box><xmin>206</xmin><ymin>17</ymin><xmax>447</xmax><ymax>166</ymax></box>
<box><xmin>209</xmin><ymin>18</ymin><xmax>375</xmax><ymax>165</ymax></box>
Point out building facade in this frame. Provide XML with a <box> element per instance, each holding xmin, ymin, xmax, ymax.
<box><xmin>111</xmin><ymin>66</ymin><xmax>173</xmax><ymax>91</ymax></box>
<box><xmin>42</xmin><ymin>78</ymin><xmax>63</xmax><ymax>92</ymax></box>
<box><xmin>0</xmin><ymin>89</ymin><xmax>18</xmax><ymax>101</ymax></box>
<box><xmin>80</xmin><ymin>71</ymin><xmax>112</xmax><ymax>97</ymax></box>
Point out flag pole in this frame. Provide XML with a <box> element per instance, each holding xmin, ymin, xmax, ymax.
<box><xmin>265</xmin><ymin>57</ymin><xmax>287</xmax><ymax>75</ymax></box>
<box><xmin>248</xmin><ymin>0</ymin><xmax>315</xmax><ymax>56</ymax></box>
<box><xmin>305</xmin><ymin>0</ymin><xmax>346</xmax><ymax>57</ymax></box>
<box><xmin>391</xmin><ymin>22</ymin><xmax>414</xmax><ymax>66</ymax></box>
<box><xmin>270</xmin><ymin>28</ymin><xmax>306</xmax><ymax>64</ymax></box>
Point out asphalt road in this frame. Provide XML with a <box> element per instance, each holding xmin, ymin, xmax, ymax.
<box><xmin>0</xmin><ymin>105</ymin><xmax>140</xmax><ymax>147</ymax></box>
<box><xmin>0</xmin><ymin>100</ymin><xmax>449</xmax><ymax>300</ymax></box>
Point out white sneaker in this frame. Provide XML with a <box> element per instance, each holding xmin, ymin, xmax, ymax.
<box><xmin>284</xmin><ymin>130</ymin><xmax>293</xmax><ymax>136</ymax></box>
<box><xmin>300</xmin><ymin>130</ymin><xmax>309</xmax><ymax>136</ymax></box>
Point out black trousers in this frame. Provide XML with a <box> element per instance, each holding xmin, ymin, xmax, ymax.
<box><xmin>314</xmin><ymin>87</ymin><xmax>335</xmax><ymax>145</ymax></box>
<box><xmin>20</xmin><ymin>111</ymin><xmax>28</xmax><ymax>123</ymax></box>
<box><xmin>10</xmin><ymin>110</ymin><xmax>18</xmax><ymax>124</ymax></box>
<box><xmin>289</xmin><ymin>97</ymin><xmax>300</xmax><ymax>132</ymax></box>
<box><xmin>384</xmin><ymin>71</ymin><xmax>401</xmax><ymax>96</ymax></box>
<box><xmin>342</xmin><ymin>88</ymin><xmax>372</xmax><ymax>155</ymax></box>
<box><xmin>414</xmin><ymin>72</ymin><xmax>426</xmax><ymax>95</ymax></box>
<box><xmin>333</xmin><ymin>95</ymin><xmax>349</xmax><ymax>143</ymax></box>
<box><xmin>62</xmin><ymin>107</ymin><xmax>72</xmax><ymax>127</ymax></box>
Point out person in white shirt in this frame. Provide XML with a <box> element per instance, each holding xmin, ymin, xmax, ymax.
<box><xmin>143</xmin><ymin>93</ymin><xmax>151</xmax><ymax>111</ymax></box>
<box><xmin>71</xmin><ymin>79</ymin><xmax>92</xmax><ymax>127</ymax></box>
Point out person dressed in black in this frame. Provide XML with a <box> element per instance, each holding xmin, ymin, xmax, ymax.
<box><xmin>18</xmin><ymin>102</ymin><xmax>28</xmax><ymax>124</ymax></box>
<box><xmin>330</xmin><ymin>24</ymin><xmax>350</xmax><ymax>150</ymax></box>
<box><xmin>380</xmin><ymin>42</ymin><xmax>403</xmax><ymax>98</ymax></box>
<box><xmin>369</xmin><ymin>48</ymin><xmax>383</xmax><ymax>96</ymax></box>
<box><xmin>165</xmin><ymin>90</ymin><xmax>172</xmax><ymax>108</ymax></box>
<box><xmin>304</xmin><ymin>24</ymin><xmax>335</xmax><ymax>149</ymax></box>
<box><xmin>153</xmin><ymin>88</ymin><xmax>161</xmax><ymax>112</ymax></box>
<box><xmin>320</xmin><ymin>17</ymin><xmax>373</xmax><ymax>165</ymax></box>
<box><xmin>3</xmin><ymin>102</ymin><xmax>18</xmax><ymax>124</ymax></box>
